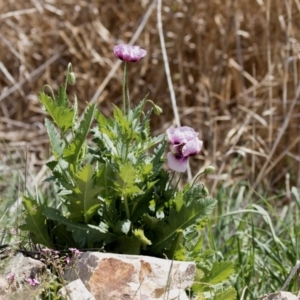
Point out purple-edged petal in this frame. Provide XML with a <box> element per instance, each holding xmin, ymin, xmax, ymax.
<box><xmin>166</xmin><ymin>126</ymin><xmax>199</xmax><ymax>144</ymax></box>
<box><xmin>182</xmin><ymin>138</ymin><xmax>203</xmax><ymax>157</ymax></box>
<box><xmin>167</xmin><ymin>152</ymin><xmax>188</xmax><ymax>172</ymax></box>
<box><xmin>113</xmin><ymin>44</ymin><xmax>147</xmax><ymax>62</ymax></box>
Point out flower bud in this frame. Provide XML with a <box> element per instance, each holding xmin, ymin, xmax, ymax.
<box><xmin>146</xmin><ymin>100</ymin><xmax>163</xmax><ymax>115</ymax></box>
<box><xmin>204</xmin><ymin>166</ymin><xmax>215</xmax><ymax>175</ymax></box>
<box><xmin>67</xmin><ymin>72</ymin><xmax>76</xmax><ymax>85</ymax></box>
<box><xmin>152</xmin><ymin>103</ymin><xmax>163</xmax><ymax>115</ymax></box>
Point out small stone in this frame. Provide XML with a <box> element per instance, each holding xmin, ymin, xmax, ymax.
<box><xmin>58</xmin><ymin>279</ymin><xmax>95</xmax><ymax>300</ymax></box>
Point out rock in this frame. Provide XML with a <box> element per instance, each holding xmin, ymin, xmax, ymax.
<box><xmin>64</xmin><ymin>252</ymin><xmax>196</xmax><ymax>300</ymax></box>
<box><xmin>262</xmin><ymin>291</ymin><xmax>298</xmax><ymax>300</ymax></box>
<box><xmin>58</xmin><ymin>279</ymin><xmax>95</xmax><ymax>300</ymax></box>
<box><xmin>3</xmin><ymin>252</ymin><xmax>46</xmax><ymax>283</ymax></box>
<box><xmin>0</xmin><ymin>276</ymin><xmax>8</xmax><ymax>297</ymax></box>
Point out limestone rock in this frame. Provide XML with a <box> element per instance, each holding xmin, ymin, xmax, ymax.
<box><xmin>3</xmin><ymin>252</ymin><xmax>46</xmax><ymax>283</ymax></box>
<box><xmin>262</xmin><ymin>291</ymin><xmax>298</xmax><ymax>300</ymax></box>
<box><xmin>0</xmin><ymin>276</ymin><xmax>8</xmax><ymax>297</ymax></box>
<box><xmin>64</xmin><ymin>252</ymin><xmax>196</xmax><ymax>300</ymax></box>
<box><xmin>58</xmin><ymin>279</ymin><xmax>95</xmax><ymax>300</ymax></box>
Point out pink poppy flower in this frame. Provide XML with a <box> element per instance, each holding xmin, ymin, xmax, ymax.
<box><xmin>113</xmin><ymin>44</ymin><xmax>147</xmax><ymax>62</ymax></box>
<box><xmin>166</xmin><ymin>126</ymin><xmax>203</xmax><ymax>172</ymax></box>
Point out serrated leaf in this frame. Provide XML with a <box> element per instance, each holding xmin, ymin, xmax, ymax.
<box><xmin>92</xmin><ymin>128</ymin><xmax>118</xmax><ymax>156</ymax></box>
<box><xmin>95</xmin><ymin>111</ymin><xmax>108</xmax><ymax>126</ymax></box>
<box><xmin>174</xmin><ymin>190</ymin><xmax>183</xmax><ymax>212</ymax></box>
<box><xmin>214</xmin><ymin>287</ymin><xmax>237</xmax><ymax>300</ymax></box>
<box><xmin>115</xmin><ymin>162</ymin><xmax>142</xmax><ymax>196</ymax></box>
<box><xmin>141</xmin><ymin>163</ymin><xmax>153</xmax><ymax>176</ymax></box>
<box><xmin>150</xmin><ymin>196</ymin><xmax>217</xmax><ymax>255</ymax></box>
<box><xmin>142</xmin><ymin>214</ymin><xmax>160</xmax><ymax>230</ymax></box>
<box><xmin>64</xmin><ymin>104</ymin><xmax>96</xmax><ymax>166</ymax></box>
<box><xmin>169</xmin><ymin>229</ymin><xmax>183</xmax><ymax>258</ymax></box>
<box><xmin>56</xmin><ymin>86</ymin><xmax>68</xmax><ymax>107</ymax></box>
<box><xmin>128</xmin><ymin>98</ymin><xmax>146</xmax><ymax>122</ymax></box>
<box><xmin>51</xmin><ymin>224</ymin><xmax>76</xmax><ymax>249</ymax></box>
<box><xmin>67</xmin><ymin>164</ymin><xmax>103</xmax><ymax>222</ymax></box>
<box><xmin>95</xmin><ymin>163</ymin><xmax>116</xmax><ymax>199</ymax></box>
<box><xmin>195</xmin><ymin>268</ymin><xmax>205</xmax><ymax>281</ymax></box>
<box><xmin>19</xmin><ymin>196</ymin><xmax>52</xmax><ymax>248</ymax></box>
<box><xmin>113</xmin><ymin>104</ymin><xmax>131</xmax><ymax>136</ymax></box>
<box><xmin>133</xmin><ymin>229</ymin><xmax>152</xmax><ymax>247</ymax></box>
<box><xmin>39</xmin><ymin>91</ymin><xmax>74</xmax><ymax>133</ymax></box>
<box><xmin>45</xmin><ymin>118</ymin><xmax>65</xmax><ymax>158</ymax></box>
<box><xmin>152</xmin><ymin>139</ymin><xmax>167</xmax><ymax>174</ymax></box>
<box><xmin>173</xmin><ymin>246</ymin><xmax>186</xmax><ymax>261</ymax></box>
<box><xmin>43</xmin><ymin>207</ymin><xmax>114</xmax><ymax>248</ymax></box>
<box><xmin>206</xmin><ymin>261</ymin><xmax>235</xmax><ymax>285</ymax></box>
<box><xmin>46</xmin><ymin>158</ymin><xmax>74</xmax><ymax>190</ymax></box>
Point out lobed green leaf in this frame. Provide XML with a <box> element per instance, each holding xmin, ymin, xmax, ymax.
<box><xmin>19</xmin><ymin>196</ymin><xmax>53</xmax><ymax>248</ymax></box>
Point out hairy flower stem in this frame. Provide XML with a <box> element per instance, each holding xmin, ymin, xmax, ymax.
<box><xmin>122</xmin><ymin>63</ymin><xmax>126</xmax><ymax>114</ymax></box>
<box><xmin>122</xmin><ymin>62</ymin><xmax>131</xmax><ymax>163</ymax></box>
<box><xmin>64</xmin><ymin>63</ymin><xmax>73</xmax><ymax>96</ymax></box>
<box><xmin>173</xmin><ymin>173</ymin><xmax>183</xmax><ymax>196</ymax></box>
<box><xmin>122</xmin><ymin>62</ymin><xmax>130</xmax><ymax>114</ymax></box>
<box><xmin>167</xmin><ymin>171</ymin><xmax>175</xmax><ymax>190</ymax></box>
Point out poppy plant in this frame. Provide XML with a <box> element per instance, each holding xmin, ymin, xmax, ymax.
<box><xmin>113</xmin><ymin>44</ymin><xmax>147</xmax><ymax>62</ymax></box>
<box><xmin>166</xmin><ymin>126</ymin><xmax>203</xmax><ymax>172</ymax></box>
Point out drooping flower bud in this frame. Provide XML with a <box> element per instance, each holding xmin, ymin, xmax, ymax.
<box><xmin>204</xmin><ymin>166</ymin><xmax>215</xmax><ymax>175</ymax></box>
<box><xmin>67</xmin><ymin>72</ymin><xmax>76</xmax><ymax>85</ymax></box>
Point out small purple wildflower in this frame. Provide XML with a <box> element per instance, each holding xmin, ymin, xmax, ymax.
<box><xmin>166</xmin><ymin>126</ymin><xmax>203</xmax><ymax>172</ymax></box>
<box><xmin>66</xmin><ymin>256</ymin><xmax>71</xmax><ymax>264</ymax></box>
<box><xmin>113</xmin><ymin>44</ymin><xmax>147</xmax><ymax>62</ymax></box>
<box><xmin>6</xmin><ymin>273</ymin><xmax>15</xmax><ymax>284</ymax></box>
<box><xmin>69</xmin><ymin>248</ymin><xmax>82</xmax><ymax>255</ymax></box>
<box><xmin>41</xmin><ymin>247</ymin><xmax>53</xmax><ymax>253</ymax></box>
<box><xmin>26</xmin><ymin>278</ymin><xmax>40</xmax><ymax>286</ymax></box>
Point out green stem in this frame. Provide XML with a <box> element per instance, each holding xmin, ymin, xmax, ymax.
<box><xmin>64</xmin><ymin>63</ymin><xmax>73</xmax><ymax>96</ymax></box>
<box><xmin>122</xmin><ymin>63</ymin><xmax>127</xmax><ymax>114</ymax></box>
<box><xmin>167</xmin><ymin>171</ymin><xmax>176</xmax><ymax>191</ymax></box>
<box><xmin>174</xmin><ymin>173</ymin><xmax>183</xmax><ymax>192</ymax></box>
<box><xmin>125</xmin><ymin>63</ymin><xmax>130</xmax><ymax>111</ymax></box>
<box><xmin>190</xmin><ymin>171</ymin><xmax>204</xmax><ymax>189</ymax></box>
<box><xmin>122</xmin><ymin>62</ymin><xmax>130</xmax><ymax>114</ymax></box>
<box><xmin>124</xmin><ymin>195</ymin><xmax>130</xmax><ymax>220</ymax></box>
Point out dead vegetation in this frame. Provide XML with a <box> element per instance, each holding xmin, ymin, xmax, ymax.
<box><xmin>1</xmin><ymin>0</ymin><xmax>300</xmax><ymax>198</ymax></box>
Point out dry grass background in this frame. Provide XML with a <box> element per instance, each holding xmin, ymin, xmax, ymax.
<box><xmin>1</xmin><ymin>0</ymin><xmax>300</xmax><ymax>199</ymax></box>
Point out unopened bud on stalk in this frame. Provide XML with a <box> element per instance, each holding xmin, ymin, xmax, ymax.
<box><xmin>66</xmin><ymin>63</ymin><xmax>76</xmax><ymax>85</ymax></box>
<box><xmin>204</xmin><ymin>166</ymin><xmax>215</xmax><ymax>175</ymax></box>
<box><xmin>146</xmin><ymin>100</ymin><xmax>163</xmax><ymax>115</ymax></box>
<box><xmin>67</xmin><ymin>72</ymin><xmax>76</xmax><ymax>85</ymax></box>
